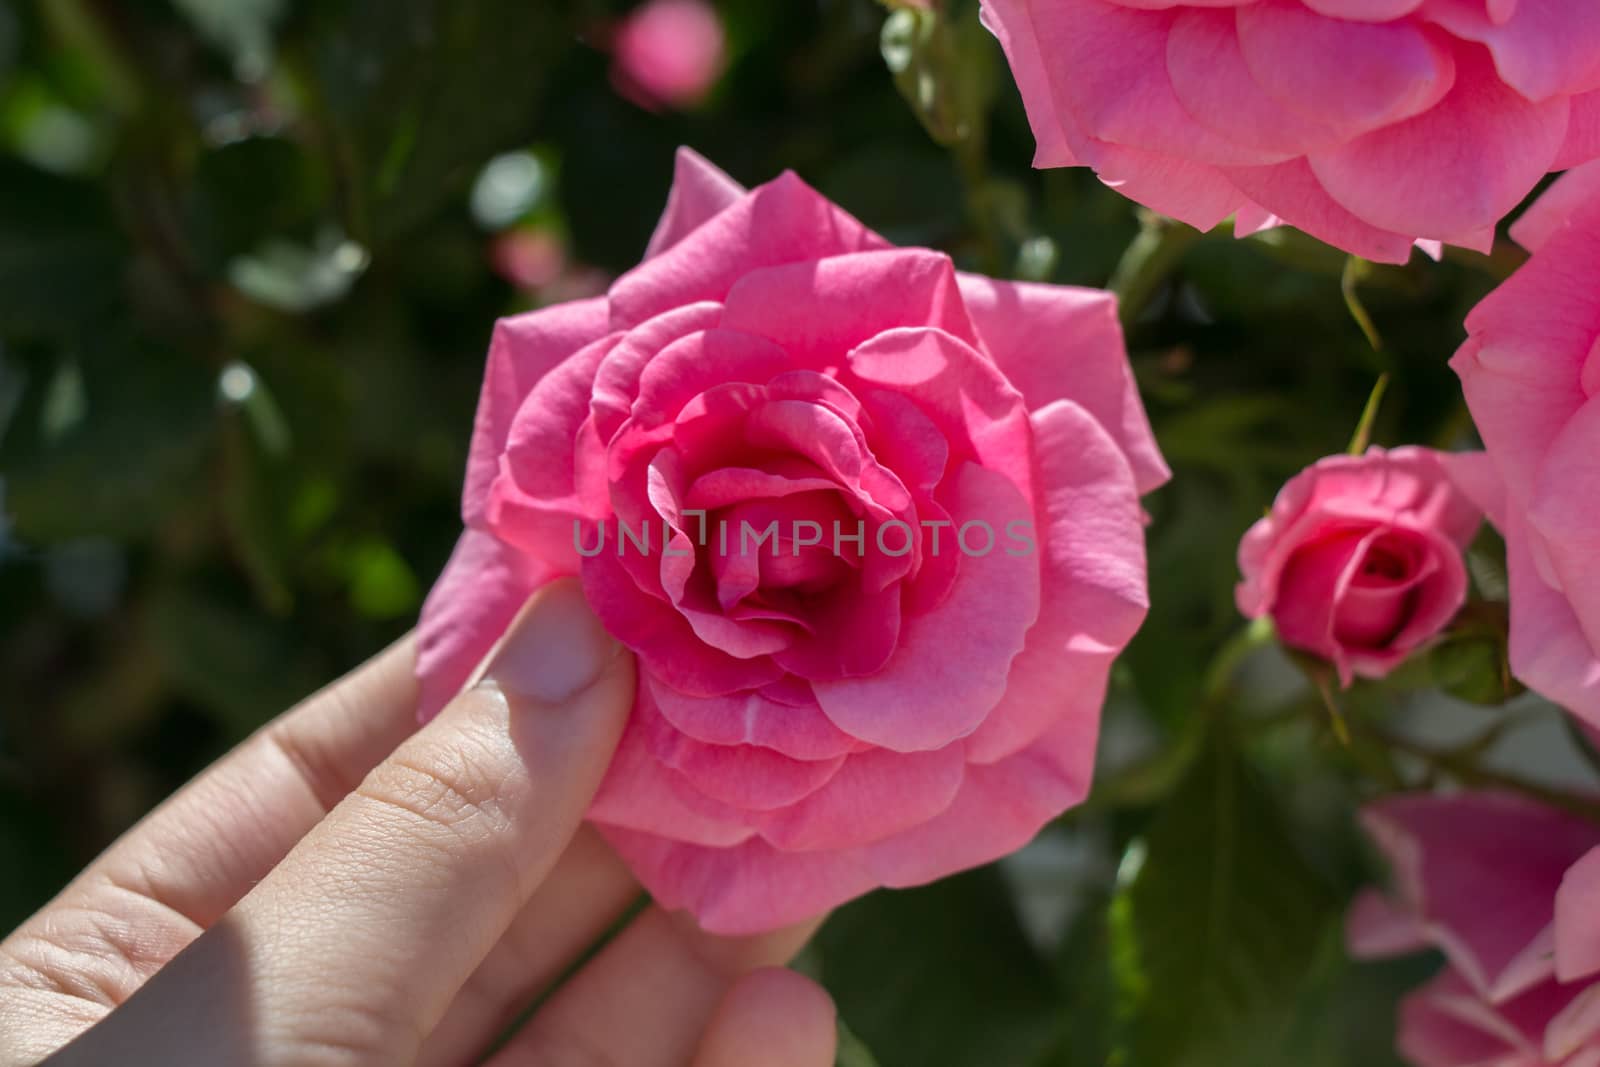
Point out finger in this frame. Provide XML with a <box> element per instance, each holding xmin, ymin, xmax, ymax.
<box><xmin>414</xmin><ymin>826</ymin><xmax>641</xmax><ymax>1067</ymax></box>
<box><xmin>48</xmin><ymin>579</ymin><xmax>634</xmax><ymax>1067</ymax></box>
<box><xmin>103</xmin><ymin>634</ymin><xmax>422</xmax><ymax>927</ymax></box>
<box><xmin>484</xmin><ymin>908</ymin><xmax>820</xmax><ymax>1067</ymax></box>
<box><xmin>0</xmin><ymin>636</ymin><xmax>418</xmax><ymax>1053</ymax></box>
<box><xmin>691</xmin><ymin>968</ymin><xmax>838</xmax><ymax>1067</ymax></box>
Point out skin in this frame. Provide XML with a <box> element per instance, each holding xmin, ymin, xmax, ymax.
<box><xmin>0</xmin><ymin>580</ymin><xmax>837</xmax><ymax>1067</ymax></box>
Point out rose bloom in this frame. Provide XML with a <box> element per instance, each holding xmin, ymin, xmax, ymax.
<box><xmin>1351</xmin><ymin>792</ymin><xmax>1600</xmax><ymax>1067</ymax></box>
<box><xmin>610</xmin><ymin>0</ymin><xmax>726</xmax><ymax>111</ymax></box>
<box><xmin>1236</xmin><ymin>447</ymin><xmax>1480</xmax><ymax>683</ymax></box>
<box><xmin>979</xmin><ymin>0</ymin><xmax>1600</xmax><ymax>263</ymax></box>
<box><xmin>1450</xmin><ymin>171</ymin><xmax>1600</xmax><ymax>726</ymax></box>
<box><xmin>415</xmin><ymin>148</ymin><xmax>1168</xmax><ymax>934</ymax></box>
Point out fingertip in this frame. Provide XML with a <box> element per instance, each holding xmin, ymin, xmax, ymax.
<box><xmin>692</xmin><ymin>967</ymin><xmax>838</xmax><ymax>1067</ymax></box>
<box><xmin>488</xmin><ymin>578</ymin><xmax>630</xmax><ymax>707</ymax></box>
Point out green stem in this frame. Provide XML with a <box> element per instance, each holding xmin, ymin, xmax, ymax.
<box><xmin>1093</xmin><ymin>621</ymin><xmax>1276</xmax><ymax>811</ymax></box>
<box><xmin>952</xmin><ymin>130</ymin><xmax>1003</xmax><ymax>278</ymax></box>
<box><xmin>1340</xmin><ymin>257</ymin><xmax>1384</xmax><ymax>352</ymax></box>
<box><xmin>1363</xmin><ymin>723</ymin><xmax>1600</xmax><ymax>824</ymax></box>
<box><xmin>1109</xmin><ymin>212</ymin><xmax>1201</xmax><ymax>328</ymax></box>
<box><xmin>1202</xmin><ymin>617</ymin><xmax>1277</xmax><ymax>703</ymax></box>
<box><xmin>1347</xmin><ymin>373</ymin><xmax>1390</xmax><ymax>455</ymax></box>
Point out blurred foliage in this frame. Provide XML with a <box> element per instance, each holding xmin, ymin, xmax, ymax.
<box><xmin>0</xmin><ymin>0</ymin><xmax>1559</xmax><ymax>1064</ymax></box>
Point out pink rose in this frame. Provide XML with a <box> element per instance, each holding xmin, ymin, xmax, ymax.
<box><xmin>415</xmin><ymin>148</ymin><xmax>1168</xmax><ymax>934</ymax></box>
<box><xmin>1236</xmin><ymin>447</ymin><xmax>1481</xmax><ymax>683</ymax></box>
<box><xmin>1351</xmin><ymin>793</ymin><xmax>1600</xmax><ymax>1067</ymax></box>
<box><xmin>610</xmin><ymin>0</ymin><xmax>727</xmax><ymax>111</ymax></box>
<box><xmin>979</xmin><ymin>0</ymin><xmax>1600</xmax><ymax>263</ymax></box>
<box><xmin>1450</xmin><ymin>176</ymin><xmax>1600</xmax><ymax>727</ymax></box>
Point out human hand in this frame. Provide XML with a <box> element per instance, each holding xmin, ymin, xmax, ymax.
<box><xmin>0</xmin><ymin>580</ymin><xmax>836</xmax><ymax>1067</ymax></box>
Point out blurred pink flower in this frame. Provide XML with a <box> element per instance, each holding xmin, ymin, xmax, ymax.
<box><xmin>1353</xmin><ymin>792</ymin><xmax>1600</xmax><ymax>1067</ymax></box>
<box><xmin>490</xmin><ymin>229</ymin><xmax>567</xmax><ymax>291</ymax></box>
<box><xmin>610</xmin><ymin>0</ymin><xmax>727</xmax><ymax>111</ymax></box>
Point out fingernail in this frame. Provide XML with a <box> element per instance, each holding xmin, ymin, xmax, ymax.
<box><xmin>488</xmin><ymin>579</ymin><xmax>619</xmax><ymax>704</ymax></box>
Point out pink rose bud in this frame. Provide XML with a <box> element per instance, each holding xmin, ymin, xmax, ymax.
<box><xmin>1236</xmin><ymin>447</ymin><xmax>1481</xmax><ymax>684</ymax></box>
<box><xmin>979</xmin><ymin>0</ymin><xmax>1600</xmax><ymax>263</ymax></box>
<box><xmin>1451</xmin><ymin>169</ymin><xmax>1600</xmax><ymax>730</ymax></box>
<box><xmin>1351</xmin><ymin>792</ymin><xmax>1600</xmax><ymax>1067</ymax></box>
<box><xmin>416</xmin><ymin>147</ymin><xmax>1168</xmax><ymax>934</ymax></box>
<box><xmin>610</xmin><ymin>0</ymin><xmax>727</xmax><ymax>112</ymax></box>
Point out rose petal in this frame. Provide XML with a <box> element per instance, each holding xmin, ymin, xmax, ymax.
<box><xmin>1554</xmin><ymin>91</ymin><xmax>1600</xmax><ymax>170</ymax></box>
<box><xmin>719</xmin><ymin>249</ymin><xmax>984</xmax><ymax>367</ymax></box>
<box><xmin>862</xmin><ymin>710</ymin><xmax>1101</xmax><ymax>887</ymax></box>
<box><xmin>752</xmin><ymin>744</ymin><xmax>966</xmax><ymax>852</ymax></box>
<box><xmin>1454</xmin><ymin>213</ymin><xmax>1600</xmax><ymax>518</ymax></box>
<box><xmin>1221</xmin><ymin>157</ymin><xmax>1426</xmax><ymax>265</ymax></box>
<box><xmin>978</xmin><ymin>0</ymin><xmax>1081</xmax><ymax>167</ymax></box>
<box><xmin>581</xmin><ymin>548</ymin><xmax>785</xmax><ymax>696</ymax></box>
<box><xmin>601</xmin><ymin>706</ymin><xmax>1097</xmax><ymax>935</ymax></box>
<box><xmin>1556</xmin><ymin>846</ymin><xmax>1600</xmax><ymax>984</ymax></box>
<box><xmin>646</xmin><ymin>705</ymin><xmax>847</xmax><ymax>812</ymax></box>
<box><xmin>415</xmin><ymin>530</ymin><xmax>551</xmax><ymax>721</ymax></box>
<box><xmin>1235</xmin><ymin>1</ymin><xmax>1456</xmax><ymax>143</ymax></box>
<box><xmin>1347</xmin><ymin>888</ymin><xmax>1431</xmax><ymax>960</ymax></box>
<box><xmin>847</xmin><ymin>327</ymin><xmax>1033</xmax><ymax>496</ymax></box>
<box><xmin>1167</xmin><ymin>9</ymin><xmax>1342</xmax><ymax>159</ymax></box>
<box><xmin>608</xmin><ymin>171</ymin><xmax>889</xmax><ymax>329</ymax></box>
<box><xmin>644</xmin><ymin>146</ymin><xmax>748</xmax><ymax>259</ymax></box>
<box><xmin>1525</xmin><ymin>398</ymin><xmax>1600</xmax><ymax>655</ymax></box>
<box><xmin>487</xmin><ymin>334</ymin><xmax>621</xmax><ymax>570</ymax></box>
<box><xmin>966</xmin><ymin>400</ymin><xmax>1147</xmax><ymax>764</ymax></box>
<box><xmin>1025</xmin><ymin>0</ymin><xmax>1290</xmax><ymax>166</ymax></box>
<box><xmin>956</xmin><ymin>273</ymin><xmax>1169</xmax><ymax>494</ymax></box>
<box><xmin>646</xmin><ymin>673</ymin><xmax>860</xmax><ymax>761</ymax></box>
<box><xmin>591</xmin><ymin>301</ymin><xmax>724</xmax><ymax>444</ymax></box>
<box><xmin>1511</xmin><ymin>160</ymin><xmax>1600</xmax><ymax>253</ymax></box>
<box><xmin>1503</xmin><ymin>508</ymin><xmax>1600</xmax><ymax>728</ymax></box>
<box><xmin>1362</xmin><ymin>791</ymin><xmax>1600</xmax><ymax>1003</ymax></box>
<box><xmin>597</xmin><ymin>826</ymin><xmax>878</xmax><ymax>935</ymax></box>
<box><xmin>1309</xmin><ymin>44</ymin><xmax>1568</xmax><ymax>241</ymax></box>
<box><xmin>1397</xmin><ymin>970</ymin><xmax>1539</xmax><ymax>1067</ymax></box>
<box><xmin>589</xmin><ymin>711</ymin><xmax>757</xmax><ymax>848</ymax></box>
<box><xmin>464</xmin><ymin>298</ymin><xmax>610</xmax><ymax>527</ymax></box>
<box><xmin>1422</xmin><ymin>0</ymin><xmax>1600</xmax><ymax>101</ymax></box>
<box><xmin>812</xmin><ymin>462</ymin><xmax>1041</xmax><ymax>752</ymax></box>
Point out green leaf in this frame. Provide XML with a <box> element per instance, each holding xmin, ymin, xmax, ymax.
<box><xmin>3</xmin><ymin>338</ymin><xmax>215</xmax><ymax>542</ymax></box>
<box><xmin>819</xmin><ymin>867</ymin><xmax>1060</xmax><ymax>1067</ymax></box>
<box><xmin>146</xmin><ymin>582</ymin><xmax>327</xmax><ymax>737</ymax></box>
<box><xmin>1042</xmin><ymin>893</ymin><xmax>1119</xmax><ymax>1067</ymax></box>
<box><xmin>0</xmin><ymin>157</ymin><xmax>124</xmax><ymax>338</ymax></box>
<box><xmin>302</xmin><ymin>0</ymin><xmax>571</xmax><ymax>243</ymax></box>
<box><xmin>344</xmin><ymin>537</ymin><xmax>420</xmax><ymax>620</ymax></box>
<box><xmin>1109</xmin><ymin>735</ymin><xmax>1341</xmax><ymax>1067</ymax></box>
<box><xmin>880</xmin><ymin>3</ymin><xmax>998</xmax><ymax>153</ymax></box>
<box><xmin>186</xmin><ymin>136</ymin><xmax>330</xmax><ymax>272</ymax></box>
<box><xmin>835</xmin><ymin>1019</ymin><xmax>884</xmax><ymax>1067</ymax></box>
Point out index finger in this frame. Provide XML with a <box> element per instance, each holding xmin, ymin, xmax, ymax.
<box><xmin>47</xmin><ymin>580</ymin><xmax>635</xmax><ymax>1067</ymax></box>
<box><xmin>0</xmin><ymin>634</ymin><xmax>421</xmax><ymax>1058</ymax></box>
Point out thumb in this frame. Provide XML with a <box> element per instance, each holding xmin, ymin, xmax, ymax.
<box><xmin>54</xmin><ymin>579</ymin><xmax>634</xmax><ymax>1067</ymax></box>
<box><xmin>691</xmin><ymin>968</ymin><xmax>839</xmax><ymax>1067</ymax></box>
